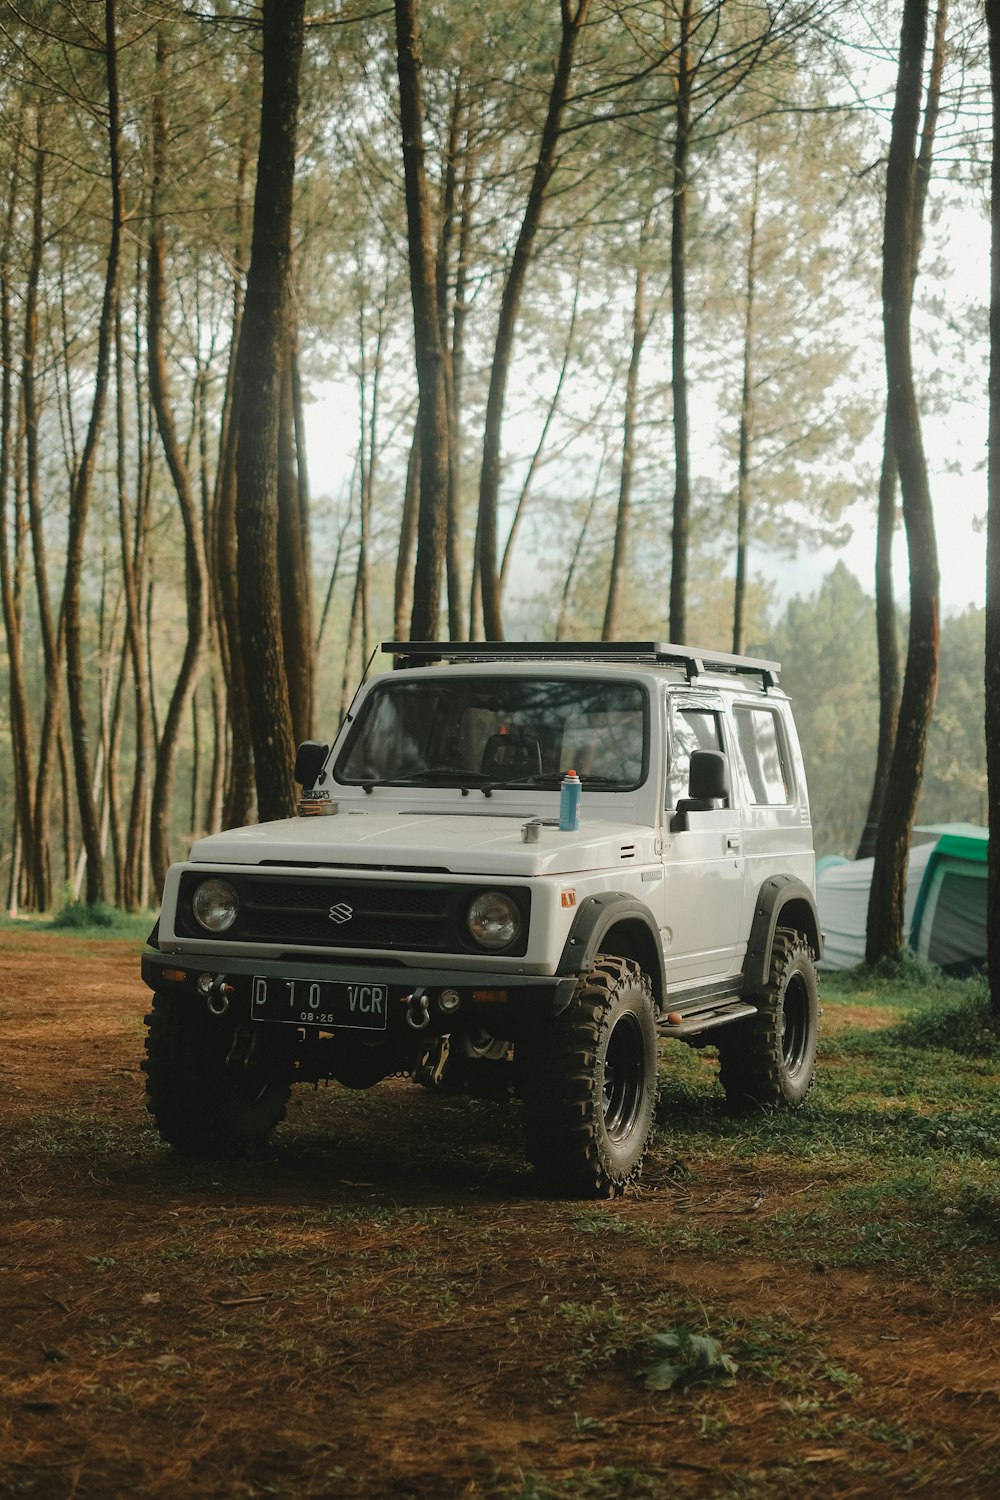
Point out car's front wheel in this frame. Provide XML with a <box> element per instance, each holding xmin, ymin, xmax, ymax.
<box><xmin>143</xmin><ymin>992</ymin><xmax>294</xmax><ymax>1157</ymax></box>
<box><xmin>520</xmin><ymin>955</ymin><xmax>659</xmax><ymax>1198</ymax></box>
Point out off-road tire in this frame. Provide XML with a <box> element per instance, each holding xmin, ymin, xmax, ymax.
<box><xmin>143</xmin><ymin>991</ymin><xmax>294</xmax><ymax>1157</ymax></box>
<box><xmin>519</xmin><ymin>956</ymin><xmax>658</xmax><ymax>1198</ymax></box>
<box><xmin>718</xmin><ymin>927</ymin><xmax>819</xmax><ymax>1109</ymax></box>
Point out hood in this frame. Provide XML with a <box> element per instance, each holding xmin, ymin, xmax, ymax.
<box><xmin>188</xmin><ymin>810</ymin><xmax>655</xmax><ymax>878</ymax></box>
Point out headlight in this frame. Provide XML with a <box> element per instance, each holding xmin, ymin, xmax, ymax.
<box><xmin>191</xmin><ymin>878</ymin><xmax>239</xmax><ymax>933</ymax></box>
<box><xmin>467</xmin><ymin>891</ymin><xmax>520</xmax><ymax>950</ymax></box>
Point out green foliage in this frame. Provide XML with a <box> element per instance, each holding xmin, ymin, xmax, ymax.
<box><xmin>52</xmin><ymin>897</ymin><xmax>117</xmax><ymax>930</ymax></box>
<box><xmin>762</xmin><ymin>572</ymin><xmax>988</xmax><ymax>857</ymax></box>
<box><xmin>882</xmin><ymin>980</ymin><xmax>1000</xmax><ymax>1060</ymax></box>
<box><xmin>639</xmin><ymin>1327</ymin><xmax>738</xmax><ymax>1392</ymax></box>
<box><xmin>761</xmin><ymin>562</ymin><xmax>878</xmax><ymax>856</ymax></box>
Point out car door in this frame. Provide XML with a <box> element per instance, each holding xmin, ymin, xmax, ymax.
<box><xmin>660</xmin><ymin>692</ymin><xmax>745</xmax><ymax>985</ymax></box>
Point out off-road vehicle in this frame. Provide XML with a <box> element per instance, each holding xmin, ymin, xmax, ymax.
<box><xmin>142</xmin><ymin>641</ymin><xmax>822</xmax><ymax>1197</ymax></box>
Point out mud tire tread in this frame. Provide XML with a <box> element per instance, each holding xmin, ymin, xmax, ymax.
<box><xmin>718</xmin><ymin>927</ymin><xmax>819</xmax><ymax>1110</ymax></box>
<box><xmin>142</xmin><ymin>991</ymin><xmax>292</xmax><ymax>1158</ymax></box>
<box><xmin>519</xmin><ymin>956</ymin><xmax>658</xmax><ymax>1199</ymax></box>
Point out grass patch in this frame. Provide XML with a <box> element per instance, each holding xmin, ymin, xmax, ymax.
<box><xmin>0</xmin><ymin>902</ymin><xmax>156</xmax><ymax>940</ymax></box>
<box><xmin>650</xmin><ymin>970</ymin><xmax>1000</xmax><ymax>1293</ymax></box>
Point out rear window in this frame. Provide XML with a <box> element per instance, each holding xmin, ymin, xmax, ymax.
<box><xmin>733</xmin><ymin>705</ymin><xmax>793</xmax><ymax>805</ymax></box>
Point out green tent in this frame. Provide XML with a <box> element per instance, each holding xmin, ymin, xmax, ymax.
<box><xmin>909</xmin><ymin>823</ymin><xmax>987</xmax><ymax>975</ymax></box>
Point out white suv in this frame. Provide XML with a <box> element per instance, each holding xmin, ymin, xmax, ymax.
<box><xmin>142</xmin><ymin>641</ymin><xmax>822</xmax><ymax>1197</ymax></box>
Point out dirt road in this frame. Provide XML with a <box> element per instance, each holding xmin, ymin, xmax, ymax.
<box><xmin>1</xmin><ymin>929</ymin><xmax>998</xmax><ymax>1498</ymax></box>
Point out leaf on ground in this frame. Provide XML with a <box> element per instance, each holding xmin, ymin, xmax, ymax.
<box><xmin>640</xmin><ymin>1328</ymin><xmax>738</xmax><ymax>1392</ymax></box>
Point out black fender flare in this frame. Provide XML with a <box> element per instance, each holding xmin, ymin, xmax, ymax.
<box><xmin>743</xmin><ymin>875</ymin><xmax>823</xmax><ymax>995</ymax></box>
<box><xmin>557</xmin><ymin>892</ymin><xmax>667</xmax><ymax>1012</ymax></box>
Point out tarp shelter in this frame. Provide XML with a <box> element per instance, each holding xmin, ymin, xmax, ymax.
<box><xmin>815</xmin><ymin>823</ymin><xmax>987</xmax><ymax>973</ymax></box>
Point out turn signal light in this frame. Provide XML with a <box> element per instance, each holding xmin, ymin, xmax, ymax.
<box><xmin>472</xmin><ymin>989</ymin><xmax>508</xmax><ymax>1005</ymax></box>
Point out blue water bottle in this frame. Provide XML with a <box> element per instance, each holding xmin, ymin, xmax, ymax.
<box><xmin>559</xmin><ymin>769</ymin><xmax>582</xmax><ymax>831</ymax></box>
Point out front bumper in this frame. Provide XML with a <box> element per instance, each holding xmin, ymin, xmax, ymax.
<box><xmin>141</xmin><ymin>948</ymin><xmax>579</xmax><ymax>1040</ymax></box>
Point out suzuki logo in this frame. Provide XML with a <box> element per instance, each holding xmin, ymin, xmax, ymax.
<box><xmin>327</xmin><ymin>902</ymin><xmax>353</xmax><ymax>924</ymax></box>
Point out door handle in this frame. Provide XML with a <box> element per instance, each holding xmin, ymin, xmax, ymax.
<box><xmin>726</xmin><ymin>835</ymin><xmax>741</xmax><ymax>853</ymax></box>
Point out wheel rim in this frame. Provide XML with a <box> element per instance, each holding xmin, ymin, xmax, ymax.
<box><xmin>781</xmin><ymin>972</ymin><xmax>811</xmax><ymax>1080</ymax></box>
<box><xmin>602</xmin><ymin>1012</ymin><xmax>646</xmax><ymax>1143</ymax></box>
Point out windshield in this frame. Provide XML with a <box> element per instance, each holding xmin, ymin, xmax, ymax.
<box><xmin>336</xmin><ymin>675</ymin><xmax>647</xmax><ymax>791</ymax></box>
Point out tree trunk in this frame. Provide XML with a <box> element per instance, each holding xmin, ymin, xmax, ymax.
<box><xmin>856</xmin><ymin>420</ymin><xmax>902</xmax><ymax>859</ymax></box>
<box><xmin>438</xmin><ymin>77</ymin><xmax>465</xmax><ymax>641</ymax></box>
<box><xmin>25</xmin><ymin>113</ymin><xmax>60</xmax><ymax>909</ymax></box>
<box><xmin>502</xmin><ymin>270</ymin><xmax>582</xmax><ymax>606</ymax></box>
<box><xmin>857</xmin><ymin>0</ymin><xmax>947</xmax><ymax>861</ymax></box>
<box><xmin>277</xmin><ymin>346</ymin><xmax>314</xmax><ymax>744</ymax></box>
<box><xmin>985</xmin><ymin>0</ymin><xmax>1000</xmax><ymax>1022</ymax></box>
<box><xmin>732</xmin><ymin>156</ymin><xmax>759</xmax><ymax>657</ymax></box>
<box><xmin>147</xmin><ymin>27</ymin><xmax>209</xmax><ymax>892</ymax></box>
<box><xmin>63</xmin><ymin>0</ymin><xmax>124</xmax><ymax>905</ymax></box>
<box><xmin>865</xmin><ymin>0</ymin><xmax>940</xmax><ymax>966</ymax></box>
<box><xmin>0</xmin><ymin>134</ymin><xmax>34</xmax><ymax>911</ymax></box>
<box><xmin>233</xmin><ymin>0</ymin><xmax>305</xmax><ymax>823</ymax></box>
<box><xmin>213</xmin><ymin>133</ymin><xmax>255</xmax><ymax>829</ymax></box>
<box><xmin>669</xmin><ymin>0</ymin><xmax>693</xmax><ymax>644</ymax></box>
<box><xmin>394</xmin><ymin>425</ymin><xmax>420</xmax><ymax>639</ymax></box>
<box><xmin>477</xmin><ymin>0</ymin><xmax>592</xmax><ymax>641</ymax></box>
<box><xmin>394</xmin><ymin>0</ymin><xmax>450</xmax><ymax>641</ymax></box>
<box><xmin>450</xmin><ymin>120</ymin><xmax>476</xmax><ymax>640</ymax></box>
<box><xmin>604</xmin><ymin>233</ymin><xmax>648</xmax><ymax>641</ymax></box>
<box><xmin>556</xmin><ymin>447</ymin><xmax>609</xmax><ymax>639</ymax></box>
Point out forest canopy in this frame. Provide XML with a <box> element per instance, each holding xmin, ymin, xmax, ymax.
<box><xmin>0</xmin><ymin>0</ymin><xmax>990</xmax><ymax>908</ymax></box>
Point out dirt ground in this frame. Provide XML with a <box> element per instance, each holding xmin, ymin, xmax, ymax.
<box><xmin>1</xmin><ymin>928</ymin><xmax>999</xmax><ymax>1500</ymax></box>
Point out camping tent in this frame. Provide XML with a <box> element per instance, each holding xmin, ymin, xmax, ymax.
<box><xmin>815</xmin><ymin>823</ymin><xmax>987</xmax><ymax>973</ymax></box>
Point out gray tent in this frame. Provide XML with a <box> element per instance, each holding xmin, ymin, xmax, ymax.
<box><xmin>815</xmin><ymin>823</ymin><xmax>987</xmax><ymax>973</ymax></box>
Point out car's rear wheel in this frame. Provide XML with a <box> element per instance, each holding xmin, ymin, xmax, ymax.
<box><xmin>520</xmin><ymin>956</ymin><xmax>658</xmax><ymax>1198</ymax></box>
<box><xmin>718</xmin><ymin>927</ymin><xmax>819</xmax><ymax>1108</ymax></box>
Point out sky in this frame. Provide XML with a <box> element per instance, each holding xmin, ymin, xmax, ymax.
<box><xmin>770</xmin><ymin>437</ymin><xmax>987</xmax><ymax>618</ymax></box>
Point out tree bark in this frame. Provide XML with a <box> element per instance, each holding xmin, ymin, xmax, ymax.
<box><xmin>394</xmin><ymin>0</ymin><xmax>450</xmax><ymax>641</ymax></box>
<box><xmin>669</xmin><ymin>0</ymin><xmax>693</xmax><ymax>644</ymax></box>
<box><xmin>857</xmin><ymin>0</ymin><xmax>948</xmax><ymax>861</ymax></box>
<box><xmin>0</xmin><ymin>133</ymin><xmax>34</xmax><ymax>911</ymax></box>
<box><xmin>233</xmin><ymin>0</ymin><xmax>305</xmax><ymax>822</ymax></box>
<box><xmin>394</xmin><ymin>424</ymin><xmax>420</xmax><ymax>639</ymax></box>
<box><xmin>477</xmin><ymin>0</ymin><xmax>592</xmax><ymax>641</ymax></box>
<box><xmin>985</xmin><ymin>0</ymin><xmax>1000</xmax><ymax>1021</ymax></box>
<box><xmin>277</xmin><ymin>346</ymin><xmax>314</xmax><ymax>744</ymax></box>
<box><xmin>502</xmin><ymin>271</ymin><xmax>582</xmax><ymax>606</ymax></box>
<box><xmin>732</xmin><ymin>155</ymin><xmax>759</xmax><ymax>657</ymax></box>
<box><xmin>63</xmin><ymin>0</ymin><xmax>124</xmax><ymax>905</ymax></box>
<box><xmin>865</xmin><ymin>0</ymin><xmax>940</xmax><ymax>966</ymax></box>
<box><xmin>24</xmin><ymin>112</ymin><xmax>61</xmax><ymax>908</ymax></box>
<box><xmin>147</xmin><ymin>26</ymin><xmax>209</xmax><ymax>892</ymax></box>
<box><xmin>604</xmin><ymin>232</ymin><xmax>648</xmax><ymax>641</ymax></box>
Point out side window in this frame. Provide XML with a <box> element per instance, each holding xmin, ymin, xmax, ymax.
<box><xmin>734</xmin><ymin>705</ymin><xmax>793</xmax><ymax>806</ymax></box>
<box><xmin>666</xmin><ymin>705</ymin><xmax>723</xmax><ymax>808</ymax></box>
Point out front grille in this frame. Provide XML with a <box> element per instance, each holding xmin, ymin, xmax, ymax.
<box><xmin>176</xmin><ymin>872</ymin><xmax>530</xmax><ymax>957</ymax></box>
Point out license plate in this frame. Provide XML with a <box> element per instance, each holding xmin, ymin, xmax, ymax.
<box><xmin>251</xmin><ymin>975</ymin><xmax>388</xmax><ymax>1030</ymax></box>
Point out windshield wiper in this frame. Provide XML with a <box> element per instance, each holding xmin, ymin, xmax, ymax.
<box><xmin>479</xmin><ymin>772</ymin><xmax>562</xmax><ymax>793</ymax></box>
<box><xmin>400</xmin><ymin>767</ymin><xmax>492</xmax><ymax>784</ymax></box>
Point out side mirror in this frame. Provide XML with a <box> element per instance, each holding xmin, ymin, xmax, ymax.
<box><xmin>294</xmin><ymin>740</ymin><xmax>329</xmax><ymax>788</ymax></box>
<box><xmin>688</xmin><ymin>748</ymin><xmax>727</xmax><ymax>801</ymax></box>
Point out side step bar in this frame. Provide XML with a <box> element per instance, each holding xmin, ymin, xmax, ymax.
<box><xmin>657</xmin><ymin>1000</ymin><xmax>757</xmax><ymax>1040</ymax></box>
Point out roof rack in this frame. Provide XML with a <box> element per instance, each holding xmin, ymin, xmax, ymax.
<box><xmin>381</xmin><ymin>640</ymin><xmax>780</xmax><ymax>689</ymax></box>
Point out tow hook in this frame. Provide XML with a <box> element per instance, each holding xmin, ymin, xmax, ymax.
<box><xmin>206</xmin><ymin>976</ymin><xmax>233</xmax><ymax>1017</ymax></box>
<box><xmin>405</xmin><ymin>988</ymin><xmax>431</xmax><ymax>1031</ymax></box>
